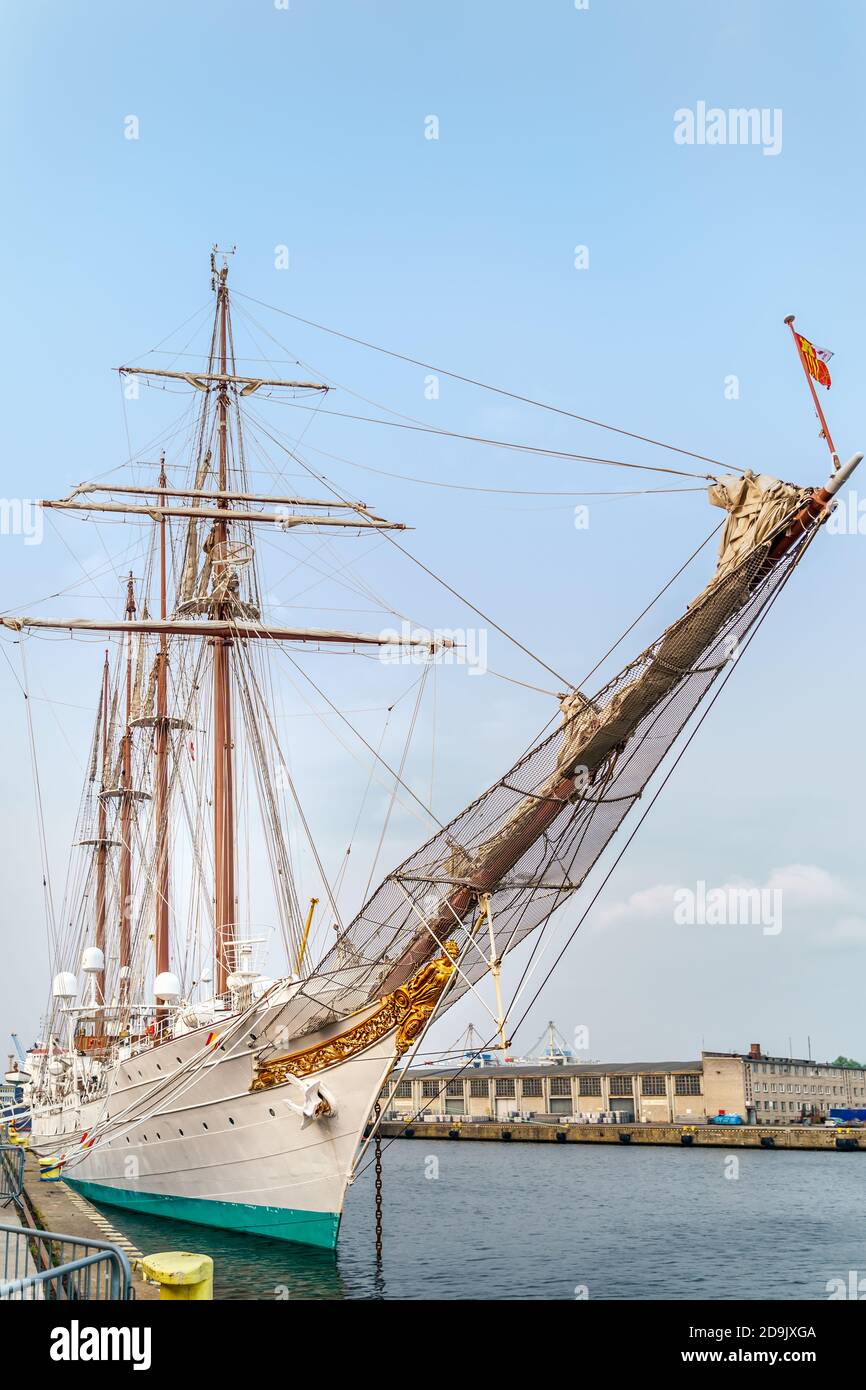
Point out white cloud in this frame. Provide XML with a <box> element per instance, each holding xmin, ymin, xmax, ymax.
<box><xmin>814</xmin><ymin>915</ymin><xmax>866</xmax><ymax>951</ymax></box>
<box><xmin>765</xmin><ymin>864</ymin><xmax>846</xmax><ymax>908</ymax></box>
<box><xmin>595</xmin><ymin>864</ymin><xmax>850</xmax><ymax>932</ymax></box>
<box><xmin>595</xmin><ymin>883</ymin><xmax>678</xmax><ymax>928</ymax></box>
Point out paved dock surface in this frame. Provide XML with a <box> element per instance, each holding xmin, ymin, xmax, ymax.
<box><xmin>379</xmin><ymin>1119</ymin><xmax>862</xmax><ymax>1149</ymax></box>
<box><xmin>1</xmin><ymin>1195</ymin><xmax>44</xmax><ymax>1298</ymax></box>
<box><xmin>20</xmin><ymin>1150</ymin><xmax>159</xmax><ymax>1299</ymax></box>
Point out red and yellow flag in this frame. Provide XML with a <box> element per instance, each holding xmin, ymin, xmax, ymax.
<box><xmin>794</xmin><ymin>332</ymin><xmax>833</xmax><ymax>388</ymax></box>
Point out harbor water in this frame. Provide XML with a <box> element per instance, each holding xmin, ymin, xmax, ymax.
<box><xmin>88</xmin><ymin>1140</ymin><xmax>866</xmax><ymax>1300</ymax></box>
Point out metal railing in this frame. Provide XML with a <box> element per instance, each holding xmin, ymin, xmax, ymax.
<box><xmin>0</xmin><ymin>1224</ymin><xmax>133</xmax><ymax>1301</ymax></box>
<box><xmin>0</xmin><ymin>1146</ymin><xmax>24</xmax><ymax>1208</ymax></box>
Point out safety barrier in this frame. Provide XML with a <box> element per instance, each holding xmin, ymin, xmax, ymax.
<box><xmin>0</xmin><ymin>1146</ymin><xmax>24</xmax><ymax>1208</ymax></box>
<box><xmin>0</xmin><ymin>1222</ymin><xmax>133</xmax><ymax>1301</ymax></box>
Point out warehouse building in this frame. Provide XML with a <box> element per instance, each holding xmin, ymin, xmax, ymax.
<box><xmin>386</xmin><ymin>1058</ymin><xmax>705</xmax><ymax>1124</ymax></box>
<box><xmin>384</xmin><ymin>1043</ymin><xmax>866</xmax><ymax>1125</ymax></box>
<box><xmin>703</xmin><ymin>1044</ymin><xmax>866</xmax><ymax>1124</ymax></box>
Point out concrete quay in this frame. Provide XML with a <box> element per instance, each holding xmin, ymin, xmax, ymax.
<box><xmin>379</xmin><ymin>1119</ymin><xmax>863</xmax><ymax>1150</ymax></box>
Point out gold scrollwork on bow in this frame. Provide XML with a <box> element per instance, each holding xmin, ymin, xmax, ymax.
<box><xmin>250</xmin><ymin>941</ymin><xmax>458</xmax><ymax>1092</ymax></box>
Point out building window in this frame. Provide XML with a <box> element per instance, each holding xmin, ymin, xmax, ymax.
<box><xmin>422</xmin><ymin>1080</ymin><xmax>439</xmax><ymax>1099</ymax></box>
<box><xmin>446</xmin><ymin>1080</ymin><xmax>464</xmax><ymax>1098</ymax></box>
<box><xmin>641</xmin><ymin>1075</ymin><xmax>666</xmax><ymax>1096</ymax></box>
<box><xmin>469</xmin><ymin>1078</ymin><xmax>489</xmax><ymax>1098</ymax></box>
<box><xmin>550</xmin><ymin>1076</ymin><xmax>572</xmax><ymax>1097</ymax></box>
<box><xmin>395</xmin><ymin>1080</ymin><xmax>412</xmax><ymax>1098</ymax></box>
<box><xmin>495</xmin><ymin>1078</ymin><xmax>515</xmax><ymax>1097</ymax></box>
<box><xmin>579</xmin><ymin>1076</ymin><xmax>602</xmax><ymax>1097</ymax></box>
<box><xmin>609</xmin><ymin>1077</ymin><xmax>634</xmax><ymax>1097</ymax></box>
<box><xmin>522</xmin><ymin>1077</ymin><xmax>543</xmax><ymax>1097</ymax></box>
<box><xmin>675</xmin><ymin>1074</ymin><xmax>701</xmax><ymax>1096</ymax></box>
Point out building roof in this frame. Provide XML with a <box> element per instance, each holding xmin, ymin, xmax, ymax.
<box><xmin>703</xmin><ymin>1050</ymin><xmax>853</xmax><ymax>1069</ymax></box>
<box><xmin>404</xmin><ymin>1060</ymin><xmax>702</xmax><ymax>1080</ymax></box>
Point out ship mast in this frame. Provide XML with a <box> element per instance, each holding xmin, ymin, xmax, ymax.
<box><xmin>93</xmin><ymin>651</ymin><xmax>110</xmax><ymax>1006</ymax></box>
<box><xmin>6</xmin><ymin>250</ymin><xmax>427</xmax><ymax>1021</ymax></box>
<box><xmin>153</xmin><ymin>460</ymin><xmax>170</xmax><ymax>992</ymax></box>
<box><xmin>117</xmin><ymin>572</ymin><xmax>136</xmax><ymax>1001</ymax></box>
<box><xmin>212</xmin><ymin>254</ymin><xmax>235</xmax><ymax>996</ymax></box>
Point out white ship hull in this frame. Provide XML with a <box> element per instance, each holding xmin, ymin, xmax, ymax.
<box><xmin>29</xmin><ymin>991</ymin><xmax>400</xmax><ymax>1250</ymax></box>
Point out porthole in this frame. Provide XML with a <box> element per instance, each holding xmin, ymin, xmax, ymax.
<box><xmin>156</xmin><ymin>1132</ymin><xmax>161</xmax><ymax>1140</ymax></box>
<box><xmin>202</xmin><ymin>1122</ymin><xmax>208</xmax><ymax>1131</ymax></box>
<box><xmin>178</xmin><ymin>1129</ymin><xmax>184</xmax><ymax>1136</ymax></box>
<box><xmin>268</xmin><ymin>1108</ymin><xmax>275</xmax><ymax>1117</ymax></box>
<box><xmin>228</xmin><ymin>1116</ymin><xmax>235</xmax><ymax>1126</ymax></box>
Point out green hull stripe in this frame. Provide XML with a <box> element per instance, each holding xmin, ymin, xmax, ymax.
<box><xmin>66</xmin><ymin>1177</ymin><xmax>341</xmax><ymax>1251</ymax></box>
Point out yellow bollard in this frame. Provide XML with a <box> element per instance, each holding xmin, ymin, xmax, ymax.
<box><xmin>140</xmin><ymin>1251</ymin><xmax>214</xmax><ymax>1300</ymax></box>
<box><xmin>38</xmin><ymin>1157</ymin><xmax>62</xmax><ymax>1182</ymax></box>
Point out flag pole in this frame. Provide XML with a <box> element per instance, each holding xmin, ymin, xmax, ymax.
<box><xmin>784</xmin><ymin>314</ymin><xmax>839</xmax><ymax>469</ymax></box>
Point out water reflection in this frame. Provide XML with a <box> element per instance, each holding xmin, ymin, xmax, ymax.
<box><xmin>98</xmin><ymin>1206</ymin><xmax>347</xmax><ymax>1301</ymax></box>
<box><xmin>87</xmin><ymin>1142</ymin><xmax>866</xmax><ymax>1301</ymax></box>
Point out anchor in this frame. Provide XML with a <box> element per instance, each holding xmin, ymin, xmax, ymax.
<box><xmin>282</xmin><ymin>1073</ymin><xmax>337</xmax><ymax>1129</ymax></box>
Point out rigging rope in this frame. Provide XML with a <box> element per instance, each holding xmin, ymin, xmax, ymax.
<box><xmin>232</xmin><ymin>625</ymin><xmax>346</xmax><ymax>934</ymax></box>
<box><xmin>231</xmin><ymin>295</ymin><xmax>715</xmax><ymax>489</ymax></box>
<box><xmin>259</xmin><ymin>395</ymin><xmax>715</xmax><ymax>481</ymax></box>
<box><xmin>362</xmin><ymin>662</ymin><xmax>431</xmax><ymax>904</ymax></box>
<box><xmin>232</xmin><ymin>289</ymin><xmax>734</xmax><ymax>473</ymax></box>
<box><xmin>575</xmin><ymin>519</ymin><xmax>724</xmax><ymax>689</ymax></box>
<box><xmin>354</xmin><ymin>522</ymin><xmax>818</xmax><ymax>1177</ymax></box>
<box><xmin>278</xmin><ymin>647</ymin><xmax>446</xmax><ymax>834</ymax></box>
<box><xmin>245</xmin><ymin>409</ymin><xmax>576</xmax><ymax>690</ymax></box>
<box><xmin>494</xmin><ymin>523</ymin><xmax>818</xmax><ymax>1047</ymax></box>
<box><xmin>279</xmin><ymin>438</ymin><xmax>707</xmax><ymax>498</ymax></box>
<box><xmin>333</xmin><ymin>704</ymin><xmax>394</xmax><ymax>908</ymax></box>
<box><xmin>18</xmin><ymin>642</ymin><xmax>60</xmax><ymax>964</ymax></box>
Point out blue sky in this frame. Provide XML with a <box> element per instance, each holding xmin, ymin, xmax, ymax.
<box><xmin>1</xmin><ymin>1</ymin><xmax>865</xmax><ymax>1065</ymax></box>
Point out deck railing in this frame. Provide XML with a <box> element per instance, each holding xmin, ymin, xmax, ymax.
<box><xmin>0</xmin><ymin>1223</ymin><xmax>133</xmax><ymax>1301</ymax></box>
<box><xmin>0</xmin><ymin>1146</ymin><xmax>24</xmax><ymax>1208</ymax></box>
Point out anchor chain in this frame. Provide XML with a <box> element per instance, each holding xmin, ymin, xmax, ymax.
<box><xmin>374</xmin><ymin>1100</ymin><xmax>383</xmax><ymax>1261</ymax></box>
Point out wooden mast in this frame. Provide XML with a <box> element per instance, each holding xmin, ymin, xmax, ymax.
<box><xmin>118</xmin><ymin>573</ymin><xmax>136</xmax><ymax>1001</ymax></box>
<box><xmin>213</xmin><ymin>259</ymin><xmax>235</xmax><ymax>996</ymax></box>
<box><xmin>153</xmin><ymin>458</ymin><xmax>170</xmax><ymax>996</ymax></box>
<box><xmin>94</xmin><ymin>651</ymin><xmax>110</xmax><ymax>1004</ymax></box>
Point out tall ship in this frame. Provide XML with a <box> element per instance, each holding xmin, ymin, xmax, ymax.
<box><xmin>5</xmin><ymin>253</ymin><xmax>859</xmax><ymax>1248</ymax></box>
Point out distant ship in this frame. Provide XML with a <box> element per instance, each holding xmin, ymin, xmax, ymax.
<box><xmin>9</xmin><ymin>253</ymin><xmax>860</xmax><ymax>1247</ymax></box>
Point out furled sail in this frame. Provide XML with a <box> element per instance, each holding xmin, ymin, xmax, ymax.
<box><xmin>310</xmin><ymin>473</ymin><xmax>817</xmax><ymax>1020</ymax></box>
<box><xmin>88</xmin><ymin>690</ymin><xmax>103</xmax><ymax>784</ymax></box>
<box><xmin>104</xmin><ymin>688</ymin><xmax>119</xmax><ymax>782</ymax></box>
<box><xmin>710</xmin><ymin>471</ymin><xmax>810</xmax><ymax>584</ymax></box>
<box><xmin>129</xmin><ymin>601</ymin><xmax>150</xmax><ymax>721</ymax></box>
<box><xmin>179</xmin><ymin>450</ymin><xmax>211</xmax><ymax>604</ymax></box>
